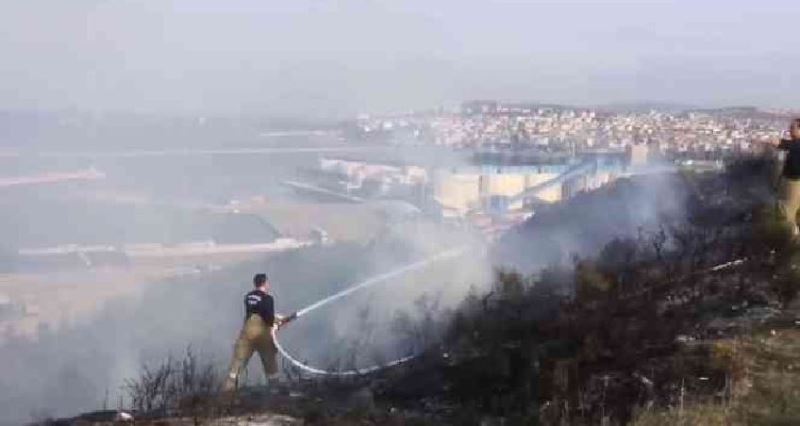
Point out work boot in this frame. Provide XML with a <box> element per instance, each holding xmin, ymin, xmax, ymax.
<box><xmin>222</xmin><ymin>371</ymin><xmax>239</xmax><ymax>393</ymax></box>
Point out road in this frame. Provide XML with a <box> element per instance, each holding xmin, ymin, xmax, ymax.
<box><xmin>1</xmin><ymin>145</ymin><xmax>390</xmax><ymax>159</ymax></box>
<box><xmin>0</xmin><ymin>169</ymin><xmax>105</xmax><ymax>188</ymax></box>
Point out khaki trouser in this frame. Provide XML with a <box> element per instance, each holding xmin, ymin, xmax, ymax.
<box><xmin>779</xmin><ymin>178</ymin><xmax>800</xmax><ymax>237</ymax></box>
<box><xmin>223</xmin><ymin>315</ymin><xmax>278</xmax><ymax>391</ymax></box>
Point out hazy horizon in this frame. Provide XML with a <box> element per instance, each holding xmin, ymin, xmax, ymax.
<box><xmin>1</xmin><ymin>0</ymin><xmax>797</xmax><ymax>118</ymax></box>
<box><xmin>3</xmin><ymin>2</ymin><xmax>798</xmax><ymax>423</ymax></box>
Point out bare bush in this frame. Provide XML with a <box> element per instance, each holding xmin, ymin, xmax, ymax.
<box><xmin>391</xmin><ymin>293</ymin><xmax>445</xmax><ymax>353</ymax></box>
<box><xmin>123</xmin><ymin>346</ymin><xmax>221</xmax><ymax>422</ymax></box>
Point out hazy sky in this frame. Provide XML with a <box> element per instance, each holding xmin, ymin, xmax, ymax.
<box><xmin>0</xmin><ymin>0</ymin><xmax>797</xmax><ymax>117</ymax></box>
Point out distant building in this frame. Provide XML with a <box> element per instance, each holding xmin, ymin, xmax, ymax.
<box><xmin>626</xmin><ymin>144</ymin><xmax>649</xmax><ymax>166</ymax></box>
<box><xmin>433</xmin><ymin>172</ymin><xmax>481</xmax><ymax>217</ymax></box>
<box><xmin>433</xmin><ymin>166</ymin><xmax>565</xmax><ymax>217</ymax></box>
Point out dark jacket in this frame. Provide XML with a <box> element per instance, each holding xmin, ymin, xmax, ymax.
<box><xmin>778</xmin><ymin>139</ymin><xmax>800</xmax><ymax>179</ymax></box>
<box><xmin>244</xmin><ymin>289</ymin><xmax>274</xmax><ymax>326</ymax></box>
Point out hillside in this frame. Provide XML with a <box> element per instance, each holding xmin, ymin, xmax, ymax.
<box><xmin>39</xmin><ymin>155</ymin><xmax>800</xmax><ymax>426</ymax></box>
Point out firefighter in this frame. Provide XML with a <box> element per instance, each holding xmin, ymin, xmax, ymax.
<box><xmin>223</xmin><ymin>273</ymin><xmax>286</xmax><ymax>391</ymax></box>
<box><xmin>771</xmin><ymin>118</ymin><xmax>800</xmax><ymax>238</ymax></box>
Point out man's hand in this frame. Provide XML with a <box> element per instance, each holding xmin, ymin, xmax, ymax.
<box><xmin>274</xmin><ymin>312</ymin><xmax>297</xmax><ymax>330</ymax></box>
<box><xmin>274</xmin><ymin>314</ymin><xmax>285</xmax><ymax>329</ymax></box>
<box><xmin>756</xmin><ymin>137</ymin><xmax>780</xmax><ymax>147</ymax></box>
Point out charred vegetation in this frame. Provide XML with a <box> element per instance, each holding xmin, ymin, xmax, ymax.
<box><xmin>53</xmin><ymin>155</ymin><xmax>800</xmax><ymax>425</ymax></box>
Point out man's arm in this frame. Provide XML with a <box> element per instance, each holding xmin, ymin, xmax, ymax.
<box><xmin>260</xmin><ymin>295</ymin><xmax>275</xmax><ymax>326</ymax></box>
<box><xmin>754</xmin><ymin>138</ymin><xmax>789</xmax><ymax>151</ymax></box>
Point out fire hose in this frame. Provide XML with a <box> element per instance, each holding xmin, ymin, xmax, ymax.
<box><xmin>271</xmin><ymin>247</ymin><xmax>468</xmax><ymax>376</ymax></box>
<box><xmin>272</xmin><ymin>249</ymin><xmax>749</xmax><ymax>377</ymax></box>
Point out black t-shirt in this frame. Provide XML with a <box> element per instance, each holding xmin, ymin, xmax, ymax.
<box><xmin>779</xmin><ymin>139</ymin><xmax>800</xmax><ymax>179</ymax></box>
<box><xmin>244</xmin><ymin>289</ymin><xmax>274</xmax><ymax>326</ymax></box>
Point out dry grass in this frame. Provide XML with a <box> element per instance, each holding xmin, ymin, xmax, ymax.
<box><xmin>633</xmin><ymin>329</ymin><xmax>800</xmax><ymax>426</ymax></box>
<box><xmin>124</xmin><ymin>347</ymin><xmax>221</xmax><ymax>423</ymax></box>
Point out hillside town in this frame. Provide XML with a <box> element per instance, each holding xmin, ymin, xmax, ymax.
<box><xmin>281</xmin><ymin>102</ymin><xmax>791</xmax><ymax>239</ymax></box>
<box><xmin>352</xmin><ymin>102</ymin><xmax>791</xmax><ymax>159</ymax></box>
